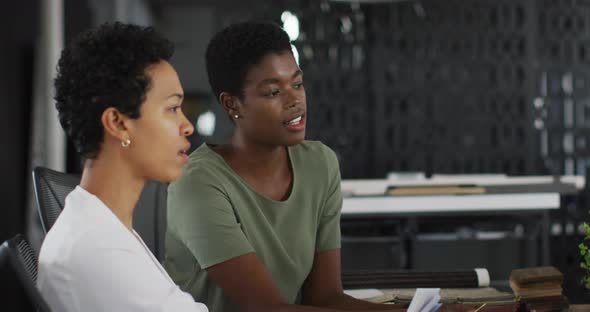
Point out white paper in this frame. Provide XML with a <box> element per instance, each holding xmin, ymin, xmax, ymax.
<box><xmin>343</xmin><ymin>288</ymin><xmax>384</xmax><ymax>299</ymax></box>
<box><xmin>407</xmin><ymin>288</ymin><xmax>441</xmax><ymax>312</ymax></box>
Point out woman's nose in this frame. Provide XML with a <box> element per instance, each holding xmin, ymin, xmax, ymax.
<box><xmin>286</xmin><ymin>95</ymin><xmax>300</xmax><ymax>108</ymax></box>
<box><xmin>181</xmin><ymin>115</ymin><xmax>194</xmax><ymax>136</ymax></box>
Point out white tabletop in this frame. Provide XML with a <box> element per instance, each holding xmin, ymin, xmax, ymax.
<box><xmin>341</xmin><ymin>192</ymin><xmax>560</xmax><ymax>215</ymax></box>
<box><xmin>341</xmin><ymin>175</ymin><xmax>585</xmax><ymax>196</ymax></box>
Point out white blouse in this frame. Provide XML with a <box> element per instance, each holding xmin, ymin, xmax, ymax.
<box><xmin>37</xmin><ymin>186</ymin><xmax>208</xmax><ymax>312</ymax></box>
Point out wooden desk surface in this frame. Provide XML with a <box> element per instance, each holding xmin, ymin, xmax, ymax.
<box><xmin>569</xmin><ymin>304</ymin><xmax>590</xmax><ymax>311</ymax></box>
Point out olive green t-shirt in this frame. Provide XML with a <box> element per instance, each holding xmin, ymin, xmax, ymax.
<box><xmin>164</xmin><ymin>141</ymin><xmax>342</xmax><ymax>312</ymax></box>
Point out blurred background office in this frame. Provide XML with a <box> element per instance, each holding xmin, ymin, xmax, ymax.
<box><xmin>3</xmin><ymin>0</ymin><xmax>590</xmax><ymax>307</ymax></box>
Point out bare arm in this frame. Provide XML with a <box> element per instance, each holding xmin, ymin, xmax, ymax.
<box><xmin>206</xmin><ymin>252</ymin><xmax>403</xmax><ymax>312</ymax></box>
<box><xmin>301</xmin><ymin>250</ymin><xmax>474</xmax><ymax>312</ymax></box>
<box><xmin>302</xmin><ymin>249</ymin><xmax>405</xmax><ymax>311</ymax></box>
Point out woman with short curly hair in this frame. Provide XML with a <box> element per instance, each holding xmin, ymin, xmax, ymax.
<box><xmin>165</xmin><ymin>21</ymin><xmax>474</xmax><ymax>312</ymax></box>
<box><xmin>37</xmin><ymin>22</ymin><xmax>208</xmax><ymax>312</ymax></box>
<box><xmin>166</xmin><ymin>21</ymin><xmax>393</xmax><ymax>312</ymax></box>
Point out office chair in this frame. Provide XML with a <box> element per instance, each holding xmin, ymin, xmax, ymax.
<box><xmin>135</xmin><ymin>180</ymin><xmax>169</xmax><ymax>261</ymax></box>
<box><xmin>31</xmin><ymin>166</ymin><xmax>169</xmax><ymax>260</ymax></box>
<box><xmin>32</xmin><ymin>166</ymin><xmax>79</xmax><ymax>233</ymax></box>
<box><xmin>0</xmin><ymin>234</ymin><xmax>52</xmax><ymax>311</ymax></box>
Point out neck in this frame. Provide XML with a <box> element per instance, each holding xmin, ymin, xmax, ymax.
<box><xmin>79</xmin><ymin>154</ymin><xmax>145</xmax><ymax>231</ymax></box>
<box><xmin>225</xmin><ymin>134</ymin><xmax>288</xmax><ymax>175</ymax></box>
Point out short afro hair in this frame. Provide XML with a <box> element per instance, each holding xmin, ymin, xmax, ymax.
<box><xmin>205</xmin><ymin>21</ymin><xmax>292</xmax><ymax>101</ymax></box>
<box><xmin>54</xmin><ymin>22</ymin><xmax>173</xmax><ymax>159</ymax></box>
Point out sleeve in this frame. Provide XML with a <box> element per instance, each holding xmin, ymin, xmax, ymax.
<box><xmin>315</xmin><ymin>144</ymin><xmax>343</xmax><ymax>252</ymax></box>
<box><xmin>71</xmin><ymin>236</ymin><xmax>209</xmax><ymax>312</ymax></box>
<box><xmin>167</xmin><ymin>167</ymin><xmax>255</xmax><ymax>268</ymax></box>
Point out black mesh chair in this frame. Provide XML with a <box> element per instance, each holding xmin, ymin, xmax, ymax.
<box><xmin>135</xmin><ymin>180</ymin><xmax>169</xmax><ymax>261</ymax></box>
<box><xmin>32</xmin><ymin>166</ymin><xmax>80</xmax><ymax>233</ymax></box>
<box><xmin>0</xmin><ymin>234</ymin><xmax>52</xmax><ymax>311</ymax></box>
<box><xmin>31</xmin><ymin>166</ymin><xmax>169</xmax><ymax>260</ymax></box>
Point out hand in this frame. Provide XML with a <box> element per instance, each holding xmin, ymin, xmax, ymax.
<box><xmin>437</xmin><ymin>304</ymin><xmax>476</xmax><ymax>312</ymax></box>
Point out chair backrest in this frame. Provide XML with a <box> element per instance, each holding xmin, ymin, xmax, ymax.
<box><xmin>31</xmin><ymin>166</ymin><xmax>169</xmax><ymax>261</ymax></box>
<box><xmin>0</xmin><ymin>234</ymin><xmax>52</xmax><ymax>311</ymax></box>
<box><xmin>134</xmin><ymin>180</ymin><xmax>169</xmax><ymax>261</ymax></box>
<box><xmin>32</xmin><ymin>166</ymin><xmax>80</xmax><ymax>233</ymax></box>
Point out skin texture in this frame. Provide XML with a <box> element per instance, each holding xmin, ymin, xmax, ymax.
<box><xmin>81</xmin><ymin>60</ymin><xmax>194</xmax><ymax>230</ymax></box>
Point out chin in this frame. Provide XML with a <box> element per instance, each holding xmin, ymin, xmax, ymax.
<box><xmin>153</xmin><ymin>168</ymin><xmax>182</xmax><ymax>183</ymax></box>
<box><xmin>283</xmin><ymin>133</ymin><xmax>306</xmax><ymax>146</ymax></box>
<box><xmin>287</xmin><ymin>140</ymin><xmax>304</xmax><ymax>147</ymax></box>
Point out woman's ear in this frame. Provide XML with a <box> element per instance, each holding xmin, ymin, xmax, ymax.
<box><xmin>220</xmin><ymin>92</ymin><xmax>241</xmax><ymax>117</ymax></box>
<box><xmin>101</xmin><ymin>107</ymin><xmax>130</xmax><ymax>142</ymax></box>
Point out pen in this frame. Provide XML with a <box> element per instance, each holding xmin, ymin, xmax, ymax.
<box><xmin>474</xmin><ymin>303</ymin><xmax>487</xmax><ymax>312</ymax></box>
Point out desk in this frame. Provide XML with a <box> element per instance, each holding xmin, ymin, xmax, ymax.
<box><xmin>341</xmin><ymin>175</ymin><xmax>585</xmax><ymax>196</ymax></box>
<box><xmin>341</xmin><ymin>193</ymin><xmax>560</xmax><ymax>268</ymax></box>
<box><xmin>352</xmin><ymin>288</ymin><xmax>585</xmax><ymax>310</ymax></box>
<box><xmin>342</xmin><ymin>193</ymin><xmax>560</xmax><ymax>215</ymax></box>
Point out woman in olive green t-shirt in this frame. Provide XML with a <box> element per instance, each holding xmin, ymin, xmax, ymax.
<box><xmin>164</xmin><ymin>21</ymin><xmax>472</xmax><ymax>312</ymax></box>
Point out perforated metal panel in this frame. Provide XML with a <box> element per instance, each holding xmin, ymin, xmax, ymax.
<box><xmin>533</xmin><ymin>0</ymin><xmax>590</xmax><ymax>177</ymax></box>
<box><xmin>291</xmin><ymin>0</ymin><xmax>540</xmax><ymax>177</ymax></box>
<box><xmin>296</xmin><ymin>1</ymin><xmax>371</xmax><ymax>178</ymax></box>
<box><xmin>366</xmin><ymin>0</ymin><xmax>536</xmax><ymax>177</ymax></box>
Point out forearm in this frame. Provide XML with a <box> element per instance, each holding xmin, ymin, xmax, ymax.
<box><xmin>242</xmin><ymin>302</ymin><xmax>336</xmax><ymax>312</ymax></box>
<box><xmin>241</xmin><ymin>298</ymin><xmax>405</xmax><ymax>312</ymax></box>
<box><xmin>312</xmin><ymin>293</ymin><xmax>405</xmax><ymax>311</ymax></box>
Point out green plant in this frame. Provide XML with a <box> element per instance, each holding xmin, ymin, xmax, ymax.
<box><xmin>579</xmin><ymin>222</ymin><xmax>590</xmax><ymax>289</ymax></box>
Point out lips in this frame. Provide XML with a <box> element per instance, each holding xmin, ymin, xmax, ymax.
<box><xmin>284</xmin><ymin>113</ymin><xmax>306</xmax><ymax>131</ymax></box>
<box><xmin>178</xmin><ymin>143</ymin><xmax>191</xmax><ymax>159</ymax></box>
<box><xmin>287</xmin><ymin>116</ymin><xmax>302</xmax><ymax>125</ymax></box>
<box><xmin>284</xmin><ymin>112</ymin><xmax>305</xmax><ymax>126</ymax></box>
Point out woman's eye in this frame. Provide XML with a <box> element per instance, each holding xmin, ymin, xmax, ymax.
<box><xmin>169</xmin><ymin>105</ymin><xmax>181</xmax><ymax>113</ymax></box>
<box><xmin>294</xmin><ymin>81</ymin><xmax>304</xmax><ymax>89</ymax></box>
<box><xmin>267</xmin><ymin>90</ymin><xmax>280</xmax><ymax>97</ymax></box>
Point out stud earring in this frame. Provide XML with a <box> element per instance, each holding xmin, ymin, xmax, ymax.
<box><xmin>234</xmin><ymin>114</ymin><xmax>239</xmax><ymax>119</ymax></box>
<box><xmin>121</xmin><ymin>139</ymin><xmax>131</xmax><ymax>147</ymax></box>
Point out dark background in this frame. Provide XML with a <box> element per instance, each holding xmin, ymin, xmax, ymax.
<box><xmin>2</xmin><ymin>0</ymin><xmax>590</xmax><ymax>305</ymax></box>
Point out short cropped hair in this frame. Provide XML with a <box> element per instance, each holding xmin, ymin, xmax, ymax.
<box><xmin>54</xmin><ymin>22</ymin><xmax>174</xmax><ymax>159</ymax></box>
<box><xmin>205</xmin><ymin>21</ymin><xmax>292</xmax><ymax>101</ymax></box>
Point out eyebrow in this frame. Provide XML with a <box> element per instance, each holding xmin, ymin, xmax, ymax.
<box><xmin>167</xmin><ymin>93</ymin><xmax>184</xmax><ymax>100</ymax></box>
<box><xmin>257</xmin><ymin>70</ymin><xmax>304</xmax><ymax>86</ymax></box>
